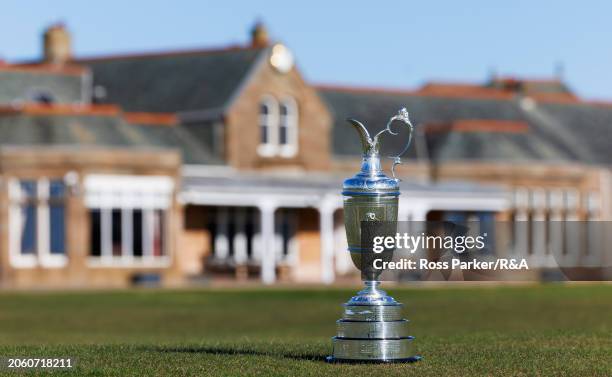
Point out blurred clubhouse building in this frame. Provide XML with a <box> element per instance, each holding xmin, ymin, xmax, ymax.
<box><xmin>0</xmin><ymin>23</ymin><xmax>609</xmax><ymax>288</ymax></box>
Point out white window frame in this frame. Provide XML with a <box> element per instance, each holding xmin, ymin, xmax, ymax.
<box><xmin>88</xmin><ymin>206</ymin><xmax>169</xmax><ymax>267</ymax></box>
<box><xmin>257</xmin><ymin>95</ymin><xmax>279</xmax><ymax>157</ymax></box>
<box><xmin>84</xmin><ymin>174</ymin><xmax>173</xmax><ymax>268</ymax></box>
<box><xmin>278</xmin><ymin>97</ymin><xmax>299</xmax><ymax>157</ymax></box>
<box><xmin>8</xmin><ymin>178</ymin><xmax>68</xmax><ymax>269</ymax></box>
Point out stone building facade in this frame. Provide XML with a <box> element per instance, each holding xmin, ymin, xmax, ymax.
<box><xmin>0</xmin><ymin>23</ymin><xmax>609</xmax><ymax>288</ymax></box>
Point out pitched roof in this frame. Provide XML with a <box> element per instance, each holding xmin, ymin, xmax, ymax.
<box><xmin>0</xmin><ymin>65</ymin><xmax>86</xmax><ymax>104</ymax></box>
<box><xmin>533</xmin><ymin>102</ymin><xmax>612</xmax><ymax>165</ymax></box>
<box><xmin>0</xmin><ymin>111</ymin><xmax>148</xmax><ymax>148</ymax></box>
<box><xmin>317</xmin><ymin>85</ymin><xmax>612</xmax><ymax>165</ymax></box>
<box><xmin>130</xmin><ymin>123</ymin><xmax>222</xmax><ymax>165</ymax></box>
<box><xmin>0</xmin><ymin>104</ymin><xmax>219</xmax><ymax>164</ymax></box>
<box><xmin>76</xmin><ymin>46</ymin><xmax>267</xmax><ymax>115</ymax></box>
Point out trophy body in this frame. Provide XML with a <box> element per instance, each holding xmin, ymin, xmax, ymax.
<box><xmin>327</xmin><ymin>110</ymin><xmax>421</xmax><ymax>363</ymax></box>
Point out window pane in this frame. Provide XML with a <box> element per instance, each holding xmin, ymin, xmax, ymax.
<box><xmin>227</xmin><ymin>209</ymin><xmax>235</xmax><ymax>257</ymax></box>
<box><xmin>50</xmin><ymin>204</ymin><xmax>65</xmax><ymax>254</ymax></box>
<box><xmin>49</xmin><ymin>180</ymin><xmax>65</xmax><ymax>198</ymax></box>
<box><xmin>260</xmin><ymin>123</ymin><xmax>268</xmax><ymax>144</ymax></box>
<box><xmin>208</xmin><ymin>208</ymin><xmax>217</xmax><ymax>257</ymax></box>
<box><xmin>281</xmin><ymin>212</ymin><xmax>290</xmax><ymax>256</ymax></box>
<box><xmin>152</xmin><ymin>210</ymin><xmax>165</xmax><ymax>257</ymax></box>
<box><xmin>279</xmin><ymin>124</ymin><xmax>288</xmax><ymax>145</ymax></box>
<box><xmin>259</xmin><ymin>101</ymin><xmax>271</xmax><ymax>146</ymax></box>
<box><xmin>112</xmin><ymin>209</ymin><xmax>122</xmax><ymax>256</ymax></box>
<box><xmin>133</xmin><ymin>210</ymin><xmax>143</xmax><ymax>257</ymax></box>
<box><xmin>20</xmin><ymin>180</ymin><xmax>37</xmax><ymax>199</ymax></box>
<box><xmin>90</xmin><ymin>209</ymin><xmax>101</xmax><ymax>256</ymax></box>
<box><xmin>245</xmin><ymin>208</ymin><xmax>255</xmax><ymax>259</ymax></box>
<box><xmin>279</xmin><ymin>101</ymin><xmax>296</xmax><ymax>148</ymax></box>
<box><xmin>20</xmin><ymin>204</ymin><xmax>37</xmax><ymax>255</ymax></box>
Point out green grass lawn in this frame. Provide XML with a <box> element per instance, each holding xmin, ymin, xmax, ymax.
<box><xmin>0</xmin><ymin>284</ymin><xmax>610</xmax><ymax>376</ymax></box>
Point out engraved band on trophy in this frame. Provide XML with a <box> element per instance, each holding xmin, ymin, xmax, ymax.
<box><xmin>326</xmin><ymin>108</ymin><xmax>422</xmax><ymax>363</ymax></box>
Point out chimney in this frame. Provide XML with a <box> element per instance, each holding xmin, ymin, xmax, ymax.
<box><xmin>250</xmin><ymin>21</ymin><xmax>269</xmax><ymax>48</ymax></box>
<box><xmin>43</xmin><ymin>23</ymin><xmax>72</xmax><ymax>64</ymax></box>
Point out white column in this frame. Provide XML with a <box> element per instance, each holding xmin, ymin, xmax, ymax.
<box><xmin>215</xmin><ymin>207</ymin><xmax>229</xmax><ymax>260</ymax></box>
<box><xmin>8</xmin><ymin>180</ymin><xmax>28</xmax><ymax>267</ymax></box>
<box><xmin>122</xmin><ymin>208</ymin><xmax>133</xmax><ymax>261</ymax></box>
<box><xmin>233</xmin><ymin>208</ymin><xmax>247</xmax><ymax>265</ymax></box>
<box><xmin>37</xmin><ymin>179</ymin><xmax>50</xmax><ymax>262</ymax></box>
<box><xmin>530</xmin><ymin>210</ymin><xmax>547</xmax><ymax>267</ymax></box>
<box><xmin>319</xmin><ymin>197</ymin><xmax>337</xmax><ymax>284</ymax></box>
<box><xmin>585</xmin><ymin>193</ymin><xmax>602</xmax><ymax>266</ymax></box>
<box><xmin>513</xmin><ymin>210</ymin><xmax>529</xmax><ymax>258</ymax></box>
<box><xmin>602</xmin><ymin>171</ymin><xmax>612</xmax><ymax>221</ymax></box>
<box><xmin>101</xmin><ymin>208</ymin><xmax>112</xmax><ymax>260</ymax></box>
<box><xmin>513</xmin><ymin>187</ymin><xmax>530</xmax><ymax>258</ymax></box>
<box><xmin>564</xmin><ymin>189</ymin><xmax>580</xmax><ymax>267</ymax></box>
<box><xmin>143</xmin><ymin>208</ymin><xmax>155</xmax><ymax>259</ymax></box>
<box><xmin>259</xmin><ymin>201</ymin><xmax>277</xmax><ymax>284</ymax></box>
<box><xmin>547</xmin><ymin>190</ymin><xmax>564</xmax><ymax>261</ymax></box>
<box><xmin>530</xmin><ymin>189</ymin><xmax>547</xmax><ymax>266</ymax></box>
<box><xmin>548</xmin><ymin>208</ymin><xmax>563</xmax><ymax>268</ymax></box>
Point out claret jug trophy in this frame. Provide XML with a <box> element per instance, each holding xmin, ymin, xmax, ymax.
<box><xmin>327</xmin><ymin>108</ymin><xmax>421</xmax><ymax>363</ymax></box>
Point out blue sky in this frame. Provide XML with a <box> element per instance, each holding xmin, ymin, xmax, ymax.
<box><xmin>1</xmin><ymin>1</ymin><xmax>611</xmax><ymax>100</ymax></box>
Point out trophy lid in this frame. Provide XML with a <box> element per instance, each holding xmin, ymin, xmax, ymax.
<box><xmin>342</xmin><ymin>108</ymin><xmax>413</xmax><ymax>196</ymax></box>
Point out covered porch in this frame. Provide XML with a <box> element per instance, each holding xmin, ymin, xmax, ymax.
<box><xmin>178</xmin><ymin>171</ymin><xmax>510</xmax><ymax>284</ymax></box>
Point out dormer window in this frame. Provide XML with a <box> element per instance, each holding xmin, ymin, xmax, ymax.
<box><xmin>28</xmin><ymin>89</ymin><xmax>55</xmax><ymax>104</ymax></box>
<box><xmin>257</xmin><ymin>95</ymin><xmax>298</xmax><ymax>158</ymax></box>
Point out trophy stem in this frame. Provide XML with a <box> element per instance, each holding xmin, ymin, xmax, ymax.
<box><xmin>358</xmin><ymin>280</ymin><xmax>387</xmax><ymax>299</ymax></box>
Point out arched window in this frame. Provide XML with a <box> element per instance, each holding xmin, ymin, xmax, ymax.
<box><xmin>257</xmin><ymin>96</ymin><xmax>278</xmax><ymax>157</ymax></box>
<box><xmin>279</xmin><ymin>97</ymin><xmax>298</xmax><ymax>157</ymax></box>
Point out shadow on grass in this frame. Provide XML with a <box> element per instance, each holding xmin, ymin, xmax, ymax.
<box><xmin>148</xmin><ymin>345</ymin><xmax>328</xmax><ymax>362</ymax></box>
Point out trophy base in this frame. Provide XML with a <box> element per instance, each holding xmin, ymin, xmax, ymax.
<box><xmin>328</xmin><ymin>281</ymin><xmax>421</xmax><ymax>363</ymax></box>
<box><xmin>325</xmin><ymin>355</ymin><xmax>422</xmax><ymax>364</ymax></box>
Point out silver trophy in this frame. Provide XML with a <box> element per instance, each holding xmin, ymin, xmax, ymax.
<box><xmin>327</xmin><ymin>108</ymin><xmax>421</xmax><ymax>363</ymax></box>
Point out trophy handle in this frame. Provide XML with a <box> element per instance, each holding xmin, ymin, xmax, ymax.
<box><xmin>372</xmin><ymin>108</ymin><xmax>414</xmax><ymax>179</ymax></box>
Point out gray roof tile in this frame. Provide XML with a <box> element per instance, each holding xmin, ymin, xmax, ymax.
<box><xmin>0</xmin><ymin>69</ymin><xmax>84</xmax><ymax>104</ymax></box>
<box><xmin>318</xmin><ymin>88</ymin><xmax>612</xmax><ymax>165</ymax></box>
<box><xmin>78</xmin><ymin>47</ymin><xmax>266</xmax><ymax>113</ymax></box>
<box><xmin>131</xmin><ymin>124</ymin><xmax>222</xmax><ymax>165</ymax></box>
<box><xmin>0</xmin><ymin>113</ymin><xmax>161</xmax><ymax>149</ymax></box>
